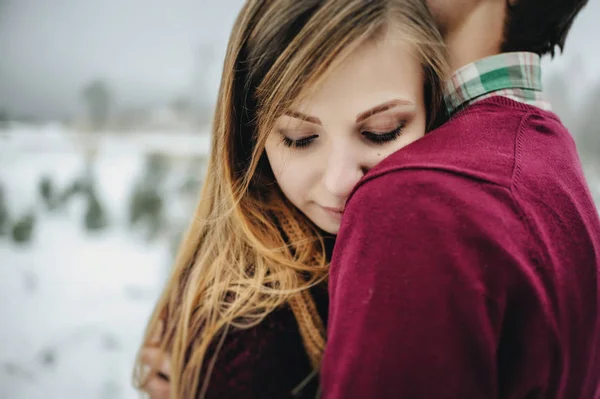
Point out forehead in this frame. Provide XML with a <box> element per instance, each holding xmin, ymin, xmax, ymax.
<box><xmin>290</xmin><ymin>34</ymin><xmax>425</xmax><ymax>122</ymax></box>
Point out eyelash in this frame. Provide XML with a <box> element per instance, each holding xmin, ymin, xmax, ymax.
<box><xmin>281</xmin><ymin>123</ymin><xmax>405</xmax><ymax>149</ymax></box>
<box><xmin>282</xmin><ymin>135</ymin><xmax>317</xmax><ymax>148</ymax></box>
<box><xmin>362</xmin><ymin>123</ymin><xmax>405</xmax><ymax>144</ymax></box>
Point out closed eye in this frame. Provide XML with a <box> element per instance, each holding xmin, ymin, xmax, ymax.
<box><xmin>362</xmin><ymin>122</ymin><xmax>405</xmax><ymax>144</ymax></box>
<box><xmin>282</xmin><ymin>134</ymin><xmax>318</xmax><ymax>148</ymax></box>
<box><xmin>280</xmin><ymin>122</ymin><xmax>405</xmax><ymax>149</ymax></box>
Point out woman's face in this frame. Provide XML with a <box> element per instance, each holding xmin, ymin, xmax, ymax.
<box><xmin>264</xmin><ymin>34</ymin><xmax>428</xmax><ymax>234</ymax></box>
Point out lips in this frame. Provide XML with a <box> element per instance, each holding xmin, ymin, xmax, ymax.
<box><xmin>322</xmin><ymin>206</ymin><xmax>344</xmax><ymax>214</ymax></box>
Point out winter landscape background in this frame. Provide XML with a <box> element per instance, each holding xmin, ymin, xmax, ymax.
<box><xmin>1</xmin><ymin>0</ymin><xmax>599</xmax><ymax>398</ymax></box>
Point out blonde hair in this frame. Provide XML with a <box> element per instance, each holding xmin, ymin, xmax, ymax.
<box><xmin>133</xmin><ymin>0</ymin><xmax>447</xmax><ymax>397</ymax></box>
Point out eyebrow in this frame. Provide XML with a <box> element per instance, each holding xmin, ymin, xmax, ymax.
<box><xmin>285</xmin><ymin>110</ymin><xmax>322</xmax><ymax>125</ymax></box>
<box><xmin>285</xmin><ymin>98</ymin><xmax>414</xmax><ymax>126</ymax></box>
<box><xmin>355</xmin><ymin>99</ymin><xmax>414</xmax><ymax>123</ymax></box>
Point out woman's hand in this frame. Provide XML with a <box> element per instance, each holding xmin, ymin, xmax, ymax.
<box><xmin>141</xmin><ymin>346</ymin><xmax>172</xmax><ymax>399</ymax></box>
<box><xmin>140</xmin><ymin>320</ymin><xmax>171</xmax><ymax>399</ymax></box>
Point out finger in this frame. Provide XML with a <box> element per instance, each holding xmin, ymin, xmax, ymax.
<box><xmin>141</xmin><ymin>347</ymin><xmax>171</xmax><ymax>376</ymax></box>
<box><xmin>142</xmin><ymin>375</ymin><xmax>170</xmax><ymax>399</ymax></box>
<box><xmin>141</xmin><ymin>347</ymin><xmax>171</xmax><ymax>378</ymax></box>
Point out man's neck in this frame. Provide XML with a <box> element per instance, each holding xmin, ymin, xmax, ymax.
<box><xmin>444</xmin><ymin>2</ymin><xmax>507</xmax><ymax>72</ymax></box>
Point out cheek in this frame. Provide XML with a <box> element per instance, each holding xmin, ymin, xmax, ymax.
<box><xmin>264</xmin><ymin>141</ymin><xmax>317</xmax><ymax>205</ymax></box>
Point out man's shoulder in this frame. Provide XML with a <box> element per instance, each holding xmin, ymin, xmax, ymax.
<box><xmin>337</xmin><ymin>165</ymin><xmax>531</xmax><ymax>297</ymax></box>
<box><xmin>353</xmin><ymin>97</ymin><xmax>569</xmax><ymax>205</ymax></box>
<box><xmin>345</xmin><ymin>166</ymin><xmax>522</xmax><ymax>240</ymax></box>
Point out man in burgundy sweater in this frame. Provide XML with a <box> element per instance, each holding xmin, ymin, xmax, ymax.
<box><xmin>321</xmin><ymin>1</ymin><xmax>600</xmax><ymax>398</ymax></box>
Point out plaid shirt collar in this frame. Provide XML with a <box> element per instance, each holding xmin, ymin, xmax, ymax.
<box><xmin>443</xmin><ymin>52</ymin><xmax>552</xmax><ymax>115</ymax></box>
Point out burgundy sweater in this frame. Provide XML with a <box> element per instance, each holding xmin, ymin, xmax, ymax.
<box><xmin>321</xmin><ymin>97</ymin><xmax>600</xmax><ymax>398</ymax></box>
<box><xmin>198</xmin><ymin>236</ymin><xmax>334</xmax><ymax>398</ymax></box>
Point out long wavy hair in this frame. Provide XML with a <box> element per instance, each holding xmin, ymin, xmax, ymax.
<box><xmin>133</xmin><ymin>0</ymin><xmax>447</xmax><ymax>397</ymax></box>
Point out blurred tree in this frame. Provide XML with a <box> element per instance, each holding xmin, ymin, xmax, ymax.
<box><xmin>128</xmin><ymin>153</ymin><xmax>169</xmax><ymax>240</ymax></box>
<box><xmin>0</xmin><ymin>183</ymin><xmax>9</xmax><ymax>236</ymax></box>
<box><xmin>58</xmin><ymin>180</ymin><xmax>82</xmax><ymax>205</ymax></box>
<box><xmin>81</xmin><ymin>79</ymin><xmax>112</xmax><ymax>131</ymax></box>
<box><xmin>38</xmin><ymin>176</ymin><xmax>55</xmax><ymax>209</ymax></box>
<box><xmin>146</xmin><ymin>152</ymin><xmax>170</xmax><ymax>186</ymax></box>
<box><xmin>55</xmin><ymin>161</ymin><xmax>96</xmax><ymax>211</ymax></box>
<box><xmin>11</xmin><ymin>211</ymin><xmax>36</xmax><ymax>244</ymax></box>
<box><xmin>84</xmin><ymin>189</ymin><xmax>108</xmax><ymax>232</ymax></box>
<box><xmin>55</xmin><ymin>175</ymin><xmax>92</xmax><ymax>210</ymax></box>
<box><xmin>129</xmin><ymin>184</ymin><xmax>163</xmax><ymax>239</ymax></box>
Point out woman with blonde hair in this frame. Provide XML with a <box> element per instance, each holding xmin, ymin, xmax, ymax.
<box><xmin>134</xmin><ymin>0</ymin><xmax>447</xmax><ymax>397</ymax></box>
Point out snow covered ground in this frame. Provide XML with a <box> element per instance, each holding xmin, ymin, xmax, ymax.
<box><xmin>0</xmin><ymin>124</ymin><xmax>209</xmax><ymax>399</ymax></box>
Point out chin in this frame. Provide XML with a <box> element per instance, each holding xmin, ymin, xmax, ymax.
<box><xmin>314</xmin><ymin>221</ymin><xmax>340</xmax><ymax>235</ymax></box>
<box><xmin>299</xmin><ymin>206</ymin><xmax>341</xmax><ymax>235</ymax></box>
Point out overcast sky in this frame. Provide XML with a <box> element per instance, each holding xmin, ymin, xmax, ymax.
<box><xmin>0</xmin><ymin>0</ymin><xmax>599</xmax><ymax>120</ymax></box>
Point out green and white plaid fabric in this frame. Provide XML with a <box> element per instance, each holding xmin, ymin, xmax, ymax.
<box><xmin>443</xmin><ymin>52</ymin><xmax>552</xmax><ymax>115</ymax></box>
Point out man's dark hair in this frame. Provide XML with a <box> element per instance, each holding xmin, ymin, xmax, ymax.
<box><xmin>502</xmin><ymin>0</ymin><xmax>589</xmax><ymax>57</ymax></box>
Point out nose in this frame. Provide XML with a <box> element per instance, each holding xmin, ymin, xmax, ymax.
<box><xmin>322</xmin><ymin>146</ymin><xmax>365</xmax><ymax>198</ymax></box>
